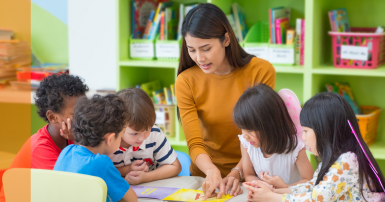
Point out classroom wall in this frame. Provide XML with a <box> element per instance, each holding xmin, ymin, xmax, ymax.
<box><xmin>68</xmin><ymin>0</ymin><xmax>117</xmax><ymax>91</ymax></box>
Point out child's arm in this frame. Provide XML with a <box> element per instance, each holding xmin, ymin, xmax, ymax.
<box><xmin>241</xmin><ymin>142</ymin><xmax>259</xmax><ymax>182</ymax></box>
<box><xmin>125</xmin><ymin>158</ymin><xmax>181</xmax><ymax>184</ymax></box>
<box><xmin>117</xmin><ymin>160</ymin><xmax>149</xmax><ymax>177</ymax></box>
<box><xmin>289</xmin><ymin>148</ymin><xmax>314</xmax><ymax>186</ymax></box>
<box><xmin>119</xmin><ymin>187</ymin><xmax>138</xmax><ymax>202</ymax></box>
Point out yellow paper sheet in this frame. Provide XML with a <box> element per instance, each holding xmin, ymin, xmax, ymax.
<box><xmin>162</xmin><ymin>189</ymin><xmax>233</xmax><ymax>202</ymax></box>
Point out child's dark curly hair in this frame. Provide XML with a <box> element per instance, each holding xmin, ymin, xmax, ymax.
<box><xmin>35</xmin><ymin>74</ymin><xmax>89</xmax><ymax>122</ymax></box>
<box><xmin>71</xmin><ymin>94</ymin><xmax>129</xmax><ymax>147</ymax></box>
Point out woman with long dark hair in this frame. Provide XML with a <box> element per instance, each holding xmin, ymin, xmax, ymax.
<box><xmin>243</xmin><ymin>92</ymin><xmax>385</xmax><ymax>201</ymax></box>
<box><xmin>175</xmin><ymin>3</ymin><xmax>276</xmax><ymax>199</ymax></box>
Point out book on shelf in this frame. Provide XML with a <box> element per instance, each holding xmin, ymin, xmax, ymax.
<box><xmin>160</xmin><ymin>11</ymin><xmax>165</xmax><ymax>40</ymax></box>
<box><xmin>165</xmin><ymin>7</ymin><xmax>178</xmax><ymax>40</ymax></box>
<box><xmin>269</xmin><ymin>7</ymin><xmax>290</xmax><ymax>44</ymax></box>
<box><xmin>132</xmin><ymin>0</ymin><xmax>169</xmax><ymax>39</ymax></box>
<box><xmin>143</xmin><ymin>10</ymin><xmax>155</xmax><ymax>39</ymax></box>
<box><xmin>148</xmin><ymin>2</ymin><xmax>174</xmax><ymax>40</ymax></box>
<box><xmin>300</xmin><ymin>19</ymin><xmax>305</xmax><ymax>65</ymax></box>
<box><xmin>328</xmin><ymin>8</ymin><xmax>350</xmax><ymax>32</ymax></box>
<box><xmin>177</xmin><ymin>2</ymin><xmax>199</xmax><ymax>40</ymax></box>
<box><xmin>275</xmin><ymin>17</ymin><xmax>289</xmax><ymax>44</ymax></box>
<box><xmin>286</xmin><ymin>29</ymin><xmax>295</xmax><ymax>45</ymax></box>
<box><xmin>0</xmin><ymin>28</ymin><xmax>14</xmax><ymax>41</ymax></box>
<box><xmin>231</xmin><ymin>2</ymin><xmax>248</xmax><ymax>42</ymax></box>
<box><xmin>226</xmin><ymin>14</ymin><xmax>239</xmax><ymax>41</ymax></box>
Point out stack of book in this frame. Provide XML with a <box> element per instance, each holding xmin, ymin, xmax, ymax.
<box><xmin>11</xmin><ymin>63</ymin><xmax>68</xmax><ymax>90</ymax></box>
<box><xmin>226</xmin><ymin>2</ymin><xmax>248</xmax><ymax>42</ymax></box>
<box><xmin>136</xmin><ymin>80</ymin><xmax>176</xmax><ymax>105</ymax></box>
<box><xmin>0</xmin><ymin>40</ymin><xmax>31</xmax><ymax>89</ymax></box>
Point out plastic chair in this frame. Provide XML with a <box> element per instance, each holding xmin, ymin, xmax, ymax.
<box><xmin>0</xmin><ymin>169</ymin><xmax>6</xmax><ymax>190</ymax></box>
<box><xmin>176</xmin><ymin>151</ymin><xmax>191</xmax><ymax>176</ymax></box>
<box><xmin>3</xmin><ymin>168</ymin><xmax>107</xmax><ymax>202</ymax></box>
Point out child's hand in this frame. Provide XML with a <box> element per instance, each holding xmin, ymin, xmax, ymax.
<box><xmin>125</xmin><ymin>171</ymin><xmax>147</xmax><ymax>185</ymax></box>
<box><xmin>243</xmin><ymin>181</ymin><xmax>276</xmax><ymax>202</ymax></box>
<box><xmin>243</xmin><ymin>180</ymin><xmax>274</xmax><ymax>192</ymax></box>
<box><xmin>60</xmin><ymin>118</ymin><xmax>74</xmax><ymax>141</ymax></box>
<box><xmin>259</xmin><ymin>172</ymin><xmax>287</xmax><ymax>188</ymax></box>
<box><xmin>129</xmin><ymin>160</ymin><xmax>149</xmax><ymax>172</ymax></box>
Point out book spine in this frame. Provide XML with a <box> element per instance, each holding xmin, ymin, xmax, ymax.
<box><xmin>300</xmin><ymin>19</ymin><xmax>305</xmax><ymax>65</ymax></box>
<box><xmin>170</xmin><ymin>84</ymin><xmax>176</xmax><ymax>104</ymax></box>
<box><xmin>160</xmin><ymin>12</ymin><xmax>165</xmax><ymax>40</ymax></box>
<box><xmin>132</xmin><ymin>0</ymin><xmax>136</xmax><ymax>38</ymax></box>
<box><xmin>275</xmin><ymin>19</ymin><xmax>282</xmax><ymax>44</ymax></box>
<box><xmin>269</xmin><ymin>9</ymin><xmax>272</xmax><ymax>44</ymax></box>
<box><xmin>177</xmin><ymin>4</ymin><xmax>184</xmax><ymax>40</ymax></box>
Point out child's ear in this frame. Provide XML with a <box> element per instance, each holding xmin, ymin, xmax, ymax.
<box><xmin>105</xmin><ymin>133</ymin><xmax>116</xmax><ymax>146</ymax></box>
<box><xmin>46</xmin><ymin>110</ymin><xmax>59</xmax><ymax>124</ymax></box>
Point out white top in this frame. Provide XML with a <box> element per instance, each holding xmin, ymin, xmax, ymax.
<box><xmin>239</xmin><ymin>135</ymin><xmax>304</xmax><ymax>185</ymax></box>
<box><xmin>109</xmin><ymin>125</ymin><xmax>177</xmax><ymax>171</ymax></box>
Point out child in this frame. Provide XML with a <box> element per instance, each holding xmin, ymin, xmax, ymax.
<box><xmin>0</xmin><ymin>74</ymin><xmax>88</xmax><ymax>202</ymax></box>
<box><xmin>109</xmin><ymin>88</ymin><xmax>181</xmax><ymax>185</ymax></box>
<box><xmin>232</xmin><ymin>84</ymin><xmax>314</xmax><ymax>188</ymax></box>
<box><xmin>243</xmin><ymin>92</ymin><xmax>385</xmax><ymax>201</ymax></box>
<box><xmin>54</xmin><ymin>94</ymin><xmax>137</xmax><ymax>202</ymax></box>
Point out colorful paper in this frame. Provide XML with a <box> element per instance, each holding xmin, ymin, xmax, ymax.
<box><xmin>163</xmin><ymin>189</ymin><xmax>233</xmax><ymax>202</ymax></box>
<box><xmin>131</xmin><ymin>186</ymin><xmax>179</xmax><ymax>200</ymax></box>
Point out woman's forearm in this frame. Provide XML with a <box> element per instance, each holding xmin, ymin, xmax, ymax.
<box><xmin>195</xmin><ymin>153</ymin><xmax>219</xmax><ymax>174</ymax></box>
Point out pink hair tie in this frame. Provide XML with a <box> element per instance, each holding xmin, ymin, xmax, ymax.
<box><xmin>348</xmin><ymin>119</ymin><xmax>385</xmax><ymax>193</ymax></box>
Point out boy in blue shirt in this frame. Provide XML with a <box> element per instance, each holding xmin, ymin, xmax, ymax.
<box><xmin>54</xmin><ymin>94</ymin><xmax>137</xmax><ymax>202</ymax></box>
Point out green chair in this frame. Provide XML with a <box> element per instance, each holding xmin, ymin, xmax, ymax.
<box><xmin>3</xmin><ymin>168</ymin><xmax>107</xmax><ymax>202</ymax></box>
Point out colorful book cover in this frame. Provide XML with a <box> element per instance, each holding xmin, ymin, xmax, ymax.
<box><xmin>300</xmin><ymin>19</ymin><xmax>305</xmax><ymax>65</ymax></box>
<box><xmin>160</xmin><ymin>11</ymin><xmax>165</xmax><ymax>40</ymax></box>
<box><xmin>131</xmin><ymin>186</ymin><xmax>179</xmax><ymax>200</ymax></box>
<box><xmin>226</xmin><ymin>14</ymin><xmax>239</xmax><ymax>41</ymax></box>
<box><xmin>133</xmin><ymin>0</ymin><xmax>165</xmax><ymax>39</ymax></box>
<box><xmin>163</xmin><ymin>87</ymin><xmax>173</xmax><ymax>104</ymax></box>
<box><xmin>330</xmin><ymin>8</ymin><xmax>350</xmax><ymax>32</ymax></box>
<box><xmin>148</xmin><ymin>1</ymin><xmax>174</xmax><ymax>40</ymax></box>
<box><xmin>232</xmin><ymin>2</ymin><xmax>248</xmax><ymax>42</ymax></box>
<box><xmin>162</xmin><ymin>189</ymin><xmax>233</xmax><ymax>201</ymax></box>
<box><xmin>275</xmin><ymin>17</ymin><xmax>289</xmax><ymax>44</ymax></box>
<box><xmin>170</xmin><ymin>84</ymin><xmax>176</xmax><ymax>104</ymax></box>
<box><xmin>141</xmin><ymin>80</ymin><xmax>162</xmax><ymax>96</ymax></box>
<box><xmin>270</xmin><ymin>7</ymin><xmax>284</xmax><ymax>44</ymax></box>
<box><xmin>328</xmin><ymin>11</ymin><xmax>337</xmax><ymax>31</ymax></box>
<box><xmin>143</xmin><ymin>10</ymin><xmax>155</xmax><ymax>39</ymax></box>
<box><xmin>286</xmin><ymin>29</ymin><xmax>295</xmax><ymax>45</ymax></box>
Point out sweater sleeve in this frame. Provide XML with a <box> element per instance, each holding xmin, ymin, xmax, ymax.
<box><xmin>175</xmin><ymin>75</ymin><xmax>210</xmax><ymax>163</ymax></box>
<box><xmin>253</xmin><ymin>59</ymin><xmax>276</xmax><ymax>89</ymax></box>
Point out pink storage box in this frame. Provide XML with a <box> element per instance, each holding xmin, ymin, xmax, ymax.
<box><xmin>329</xmin><ymin>27</ymin><xmax>385</xmax><ymax>69</ymax></box>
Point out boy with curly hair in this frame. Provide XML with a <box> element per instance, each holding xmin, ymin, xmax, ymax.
<box><xmin>0</xmin><ymin>74</ymin><xmax>88</xmax><ymax>202</ymax></box>
<box><xmin>54</xmin><ymin>94</ymin><xmax>137</xmax><ymax>202</ymax></box>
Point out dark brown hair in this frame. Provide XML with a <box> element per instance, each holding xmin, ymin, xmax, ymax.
<box><xmin>301</xmin><ymin>92</ymin><xmax>385</xmax><ymax>199</ymax></box>
<box><xmin>233</xmin><ymin>84</ymin><xmax>298</xmax><ymax>154</ymax></box>
<box><xmin>117</xmin><ymin>88</ymin><xmax>156</xmax><ymax>132</ymax></box>
<box><xmin>72</xmin><ymin>94</ymin><xmax>129</xmax><ymax>147</ymax></box>
<box><xmin>177</xmin><ymin>3</ymin><xmax>254</xmax><ymax>76</ymax></box>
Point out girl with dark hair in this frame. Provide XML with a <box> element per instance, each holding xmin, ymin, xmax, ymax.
<box><xmin>233</xmin><ymin>84</ymin><xmax>313</xmax><ymax>189</ymax></box>
<box><xmin>175</xmin><ymin>3</ymin><xmax>276</xmax><ymax>200</ymax></box>
<box><xmin>243</xmin><ymin>92</ymin><xmax>385</xmax><ymax>201</ymax></box>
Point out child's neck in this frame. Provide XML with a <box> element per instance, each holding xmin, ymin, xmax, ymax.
<box><xmin>47</xmin><ymin>123</ymin><xmax>68</xmax><ymax>150</ymax></box>
<box><xmin>262</xmin><ymin>152</ymin><xmax>273</xmax><ymax>158</ymax></box>
<box><xmin>120</xmin><ymin>139</ymin><xmax>131</xmax><ymax>148</ymax></box>
<box><xmin>82</xmin><ymin>145</ymin><xmax>108</xmax><ymax>156</ymax></box>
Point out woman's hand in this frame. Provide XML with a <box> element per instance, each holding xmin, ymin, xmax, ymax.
<box><xmin>243</xmin><ymin>181</ymin><xmax>281</xmax><ymax>202</ymax></box>
<box><xmin>60</xmin><ymin>118</ymin><xmax>74</xmax><ymax>141</ymax></box>
<box><xmin>259</xmin><ymin>171</ymin><xmax>288</xmax><ymax>188</ymax></box>
<box><xmin>202</xmin><ymin>168</ymin><xmax>225</xmax><ymax>200</ymax></box>
<box><xmin>222</xmin><ymin>169</ymin><xmax>243</xmax><ymax>196</ymax></box>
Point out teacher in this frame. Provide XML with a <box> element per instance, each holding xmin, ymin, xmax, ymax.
<box><xmin>175</xmin><ymin>3</ymin><xmax>276</xmax><ymax>200</ymax></box>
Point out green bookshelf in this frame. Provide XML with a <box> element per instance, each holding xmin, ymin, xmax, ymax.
<box><xmin>117</xmin><ymin>0</ymin><xmax>385</xmax><ymax>169</ymax></box>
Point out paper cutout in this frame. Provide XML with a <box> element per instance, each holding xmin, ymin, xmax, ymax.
<box><xmin>163</xmin><ymin>189</ymin><xmax>233</xmax><ymax>202</ymax></box>
<box><xmin>131</xmin><ymin>186</ymin><xmax>179</xmax><ymax>200</ymax></box>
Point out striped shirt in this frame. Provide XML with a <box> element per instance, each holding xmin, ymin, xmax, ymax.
<box><xmin>109</xmin><ymin>125</ymin><xmax>177</xmax><ymax>171</ymax></box>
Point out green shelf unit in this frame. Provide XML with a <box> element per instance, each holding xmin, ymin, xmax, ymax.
<box><xmin>117</xmin><ymin>0</ymin><xmax>385</xmax><ymax>170</ymax></box>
